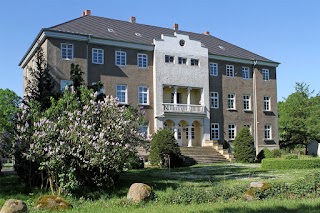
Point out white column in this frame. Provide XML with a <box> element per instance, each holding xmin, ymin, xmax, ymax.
<box><xmin>200</xmin><ymin>88</ymin><xmax>204</xmax><ymax>105</ymax></box>
<box><xmin>173</xmin><ymin>87</ymin><xmax>178</xmax><ymax>105</ymax></box>
<box><xmin>174</xmin><ymin>127</ymin><xmax>178</xmax><ymax>141</ymax></box>
<box><xmin>187</xmin><ymin>87</ymin><xmax>191</xmax><ymax>112</ymax></box>
<box><xmin>188</xmin><ymin>126</ymin><xmax>192</xmax><ymax>147</ymax></box>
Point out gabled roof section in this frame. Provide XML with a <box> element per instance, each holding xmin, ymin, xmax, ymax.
<box><xmin>49</xmin><ymin>15</ymin><xmax>277</xmax><ymax>64</ymax></box>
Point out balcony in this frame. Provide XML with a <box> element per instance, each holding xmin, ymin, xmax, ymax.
<box><xmin>162</xmin><ymin>103</ymin><xmax>205</xmax><ymax>114</ymax></box>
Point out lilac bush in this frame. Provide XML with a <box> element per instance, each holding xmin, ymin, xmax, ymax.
<box><xmin>15</xmin><ymin>87</ymin><xmax>144</xmax><ymax>194</ymax></box>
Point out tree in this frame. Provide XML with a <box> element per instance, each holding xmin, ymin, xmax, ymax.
<box><xmin>70</xmin><ymin>63</ymin><xmax>84</xmax><ymax>91</ymax></box>
<box><xmin>278</xmin><ymin>82</ymin><xmax>320</xmax><ymax>151</ymax></box>
<box><xmin>24</xmin><ymin>47</ymin><xmax>57</xmax><ymax>111</ymax></box>
<box><xmin>14</xmin><ymin>86</ymin><xmax>144</xmax><ymax>194</ymax></box>
<box><xmin>149</xmin><ymin>128</ymin><xmax>183</xmax><ymax>167</ymax></box>
<box><xmin>233</xmin><ymin>127</ymin><xmax>255</xmax><ymax>163</ymax></box>
<box><xmin>0</xmin><ymin>89</ymin><xmax>20</xmax><ymax>157</ymax></box>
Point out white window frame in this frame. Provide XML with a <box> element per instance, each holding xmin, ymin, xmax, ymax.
<box><xmin>243</xmin><ymin>95</ymin><xmax>251</xmax><ymax>111</ymax></box>
<box><xmin>211</xmin><ymin>123</ymin><xmax>220</xmax><ymax>140</ymax></box>
<box><xmin>264</xmin><ymin>124</ymin><xmax>272</xmax><ymax>139</ymax></box>
<box><xmin>210</xmin><ymin>92</ymin><xmax>219</xmax><ymax>109</ymax></box>
<box><xmin>242</xmin><ymin>67</ymin><xmax>250</xmax><ymax>79</ymax></box>
<box><xmin>61</xmin><ymin>43</ymin><xmax>74</xmax><ymax>60</ymax></box>
<box><xmin>138</xmin><ymin>53</ymin><xmax>148</xmax><ymax>68</ymax></box>
<box><xmin>138</xmin><ymin>124</ymin><xmax>149</xmax><ymax>137</ymax></box>
<box><xmin>60</xmin><ymin>80</ymin><xmax>73</xmax><ymax>91</ymax></box>
<box><xmin>191</xmin><ymin>58</ymin><xmax>199</xmax><ymax>66</ymax></box>
<box><xmin>138</xmin><ymin>86</ymin><xmax>149</xmax><ymax>105</ymax></box>
<box><xmin>178</xmin><ymin>57</ymin><xmax>187</xmax><ymax>65</ymax></box>
<box><xmin>228</xmin><ymin>124</ymin><xmax>236</xmax><ymax>140</ymax></box>
<box><xmin>226</xmin><ymin>65</ymin><xmax>234</xmax><ymax>77</ymax></box>
<box><xmin>227</xmin><ymin>93</ymin><xmax>236</xmax><ymax>110</ymax></box>
<box><xmin>262</xmin><ymin>69</ymin><xmax>270</xmax><ymax>80</ymax></box>
<box><xmin>115</xmin><ymin>51</ymin><xmax>126</xmax><ymax>66</ymax></box>
<box><xmin>92</xmin><ymin>48</ymin><xmax>104</xmax><ymax>64</ymax></box>
<box><xmin>116</xmin><ymin>85</ymin><xmax>127</xmax><ymax>104</ymax></box>
<box><xmin>210</xmin><ymin>63</ymin><xmax>218</xmax><ymax>76</ymax></box>
<box><xmin>165</xmin><ymin>55</ymin><xmax>174</xmax><ymax>63</ymax></box>
<box><xmin>264</xmin><ymin>96</ymin><xmax>271</xmax><ymax>111</ymax></box>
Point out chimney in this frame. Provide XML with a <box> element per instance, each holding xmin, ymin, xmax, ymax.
<box><xmin>204</xmin><ymin>31</ymin><xmax>210</xmax><ymax>35</ymax></box>
<box><xmin>82</xmin><ymin>10</ymin><xmax>91</xmax><ymax>16</ymax></box>
<box><xmin>173</xmin><ymin>23</ymin><xmax>179</xmax><ymax>31</ymax></box>
<box><xmin>130</xmin><ymin>16</ymin><xmax>136</xmax><ymax>23</ymax></box>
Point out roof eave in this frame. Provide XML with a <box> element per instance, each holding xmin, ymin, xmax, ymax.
<box><xmin>208</xmin><ymin>54</ymin><xmax>280</xmax><ymax>68</ymax></box>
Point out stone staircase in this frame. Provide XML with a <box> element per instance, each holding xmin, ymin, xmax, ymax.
<box><xmin>180</xmin><ymin>147</ymin><xmax>230</xmax><ymax>165</ymax></box>
<box><xmin>203</xmin><ymin>140</ymin><xmax>235</xmax><ymax>162</ymax></box>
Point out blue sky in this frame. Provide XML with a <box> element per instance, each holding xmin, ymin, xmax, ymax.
<box><xmin>1</xmin><ymin>0</ymin><xmax>319</xmax><ymax>101</ymax></box>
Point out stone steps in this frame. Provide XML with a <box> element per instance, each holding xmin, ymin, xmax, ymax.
<box><xmin>180</xmin><ymin>147</ymin><xmax>229</xmax><ymax>165</ymax></box>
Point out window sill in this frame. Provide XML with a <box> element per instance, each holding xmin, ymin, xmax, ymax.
<box><xmin>264</xmin><ymin>139</ymin><xmax>273</xmax><ymax>141</ymax></box>
<box><xmin>138</xmin><ymin>104</ymin><xmax>149</xmax><ymax>106</ymax></box>
<box><xmin>263</xmin><ymin>110</ymin><xmax>272</xmax><ymax>112</ymax></box>
<box><xmin>138</xmin><ymin>67</ymin><xmax>149</xmax><ymax>69</ymax></box>
<box><xmin>211</xmin><ymin>107</ymin><xmax>219</xmax><ymax>109</ymax></box>
<box><xmin>93</xmin><ymin>62</ymin><xmax>104</xmax><ymax>65</ymax></box>
<box><xmin>116</xmin><ymin>64</ymin><xmax>127</xmax><ymax>67</ymax></box>
<box><xmin>227</xmin><ymin>109</ymin><xmax>237</xmax><ymax>111</ymax></box>
<box><xmin>62</xmin><ymin>58</ymin><xmax>74</xmax><ymax>61</ymax></box>
<box><xmin>244</xmin><ymin>110</ymin><xmax>253</xmax><ymax>112</ymax></box>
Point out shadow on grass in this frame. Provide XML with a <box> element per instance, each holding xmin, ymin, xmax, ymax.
<box><xmin>199</xmin><ymin>203</ymin><xmax>320</xmax><ymax>213</ymax></box>
<box><xmin>113</xmin><ymin>163</ymin><xmax>272</xmax><ymax>197</ymax></box>
<box><xmin>0</xmin><ymin>171</ymin><xmax>30</xmax><ymax>200</ymax></box>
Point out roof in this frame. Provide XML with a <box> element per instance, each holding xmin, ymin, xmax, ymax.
<box><xmin>20</xmin><ymin>15</ymin><xmax>279</xmax><ymax>67</ymax></box>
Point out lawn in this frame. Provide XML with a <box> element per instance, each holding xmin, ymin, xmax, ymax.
<box><xmin>1</xmin><ymin>163</ymin><xmax>320</xmax><ymax>212</ymax></box>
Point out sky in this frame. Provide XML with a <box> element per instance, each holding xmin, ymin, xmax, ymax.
<box><xmin>1</xmin><ymin>0</ymin><xmax>320</xmax><ymax>101</ymax></box>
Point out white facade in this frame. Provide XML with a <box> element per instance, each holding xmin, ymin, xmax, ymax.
<box><xmin>153</xmin><ymin>33</ymin><xmax>210</xmax><ymax>146</ymax></box>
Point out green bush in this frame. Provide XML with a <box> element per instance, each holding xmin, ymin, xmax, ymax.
<box><xmin>284</xmin><ymin>154</ymin><xmax>298</xmax><ymax>159</ymax></box>
<box><xmin>233</xmin><ymin>127</ymin><xmax>255</xmax><ymax>163</ymax></box>
<box><xmin>272</xmin><ymin>149</ymin><xmax>282</xmax><ymax>158</ymax></box>
<box><xmin>149</xmin><ymin>129</ymin><xmax>183</xmax><ymax>168</ymax></box>
<box><xmin>263</xmin><ymin>149</ymin><xmax>274</xmax><ymax>158</ymax></box>
<box><xmin>262</xmin><ymin>158</ymin><xmax>320</xmax><ymax>170</ymax></box>
<box><xmin>124</xmin><ymin>150</ymin><xmax>144</xmax><ymax>170</ymax></box>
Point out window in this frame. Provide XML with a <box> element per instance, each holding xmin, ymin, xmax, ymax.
<box><xmin>264</xmin><ymin>125</ymin><xmax>272</xmax><ymax>139</ymax></box>
<box><xmin>177</xmin><ymin>128</ymin><xmax>182</xmax><ymax>139</ymax></box>
<box><xmin>243</xmin><ymin>95</ymin><xmax>251</xmax><ymax>110</ymax></box>
<box><xmin>227</xmin><ymin>93</ymin><xmax>236</xmax><ymax>110</ymax></box>
<box><xmin>115</xmin><ymin>51</ymin><xmax>126</xmax><ymax>66</ymax></box>
<box><xmin>191</xmin><ymin>59</ymin><xmax>199</xmax><ymax>66</ymax></box>
<box><xmin>210</xmin><ymin>63</ymin><xmax>218</xmax><ymax>76</ymax></box>
<box><xmin>210</xmin><ymin>92</ymin><xmax>219</xmax><ymax>108</ymax></box>
<box><xmin>138</xmin><ymin>124</ymin><xmax>148</xmax><ymax>137</ymax></box>
<box><xmin>191</xmin><ymin>127</ymin><xmax>195</xmax><ymax>139</ymax></box>
<box><xmin>61</xmin><ymin>43</ymin><xmax>73</xmax><ymax>60</ymax></box>
<box><xmin>228</xmin><ymin>124</ymin><xmax>236</xmax><ymax>140</ymax></box>
<box><xmin>244</xmin><ymin>124</ymin><xmax>252</xmax><ymax>134</ymax></box>
<box><xmin>138</xmin><ymin>53</ymin><xmax>148</xmax><ymax>68</ymax></box>
<box><xmin>92</xmin><ymin>48</ymin><xmax>104</xmax><ymax>64</ymax></box>
<box><xmin>60</xmin><ymin>80</ymin><xmax>73</xmax><ymax>91</ymax></box>
<box><xmin>242</xmin><ymin>67</ymin><xmax>249</xmax><ymax>79</ymax></box>
<box><xmin>264</xmin><ymin>96</ymin><xmax>271</xmax><ymax>111</ymax></box>
<box><xmin>211</xmin><ymin>123</ymin><xmax>219</xmax><ymax>140</ymax></box>
<box><xmin>165</xmin><ymin>55</ymin><xmax>174</xmax><ymax>63</ymax></box>
<box><xmin>116</xmin><ymin>85</ymin><xmax>127</xmax><ymax>104</ymax></box>
<box><xmin>226</xmin><ymin>65</ymin><xmax>234</xmax><ymax>77</ymax></box>
<box><xmin>138</xmin><ymin>86</ymin><xmax>149</xmax><ymax>105</ymax></box>
<box><xmin>178</xmin><ymin>57</ymin><xmax>187</xmax><ymax>64</ymax></box>
<box><xmin>171</xmin><ymin>93</ymin><xmax>182</xmax><ymax>104</ymax></box>
<box><xmin>262</xmin><ymin>69</ymin><xmax>269</xmax><ymax>80</ymax></box>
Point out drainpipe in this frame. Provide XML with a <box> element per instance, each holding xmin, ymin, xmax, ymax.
<box><xmin>86</xmin><ymin>34</ymin><xmax>92</xmax><ymax>84</ymax></box>
<box><xmin>253</xmin><ymin>60</ymin><xmax>258</xmax><ymax>155</ymax></box>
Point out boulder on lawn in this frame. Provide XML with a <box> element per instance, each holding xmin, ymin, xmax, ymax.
<box><xmin>245</xmin><ymin>182</ymin><xmax>270</xmax><ymax>201</ymax></box>
<box><xmin>35</xmin><ymin>195</ymin><xmax>72</xmax><ymax>211</ymax></box>
<box><xmin>0</xmin><ymin>199</ymin><xmax>27</xmax><ymax>213</ymax></box>
<box><xmin>127</xmin><ymin>183</ymin><xmax>153</xmax><ymax>202</ymax></box>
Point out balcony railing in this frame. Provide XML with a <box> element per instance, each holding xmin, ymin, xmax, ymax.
<box><xmin>162</xmin><ymin>103</ymin><xmax>205</xmax><ymax>114</ymax></box>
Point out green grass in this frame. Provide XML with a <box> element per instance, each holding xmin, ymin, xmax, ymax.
<box><xmin>1</xmin><ymin>163</ymin><xmax>320</xmax><ymax>212</ymax></box>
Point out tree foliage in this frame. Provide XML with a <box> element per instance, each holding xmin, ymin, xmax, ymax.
<box><xmin>149</xmin><ymin>128</ymin><xmax>183</xmax><ymax>167</ymax></box>
<box><xmin>233</xmin><ymin>127</ymin><xmax>255</xmax><ymax>163</ymax></box>
<box><xmin>278</xmin><ymin>82</ymin><xmax>320</xmax><ymax>150</ymax></box>
<box><xmin>0</xmin><ymin>89</ymin><xmax>20</xmax><ymax>157</ymax></box>
<box><xmin>24</xmin><ymin>47</ymin><xmax>57</xmax><ymax>111</ymax></box>
<box><xmin>14</xmin><ymin>86</ymin><xmax>144</xmax><ymax>194</ymax></box>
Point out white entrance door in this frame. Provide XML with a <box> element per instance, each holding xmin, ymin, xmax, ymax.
<box><xmin>177</xmin><ymin>128</ymin><xmax>182</xmax><ymax>146</ymax></box>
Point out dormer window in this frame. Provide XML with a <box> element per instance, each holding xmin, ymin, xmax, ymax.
<box><xmin>191</xmin><ymin>59</ymin><xmax>199</xmax><ymax>66</ymax></box>
<box><xmin>178</xmin><ymin>57</ymin><xmax>187</xmax><ymax>64</ymax></box>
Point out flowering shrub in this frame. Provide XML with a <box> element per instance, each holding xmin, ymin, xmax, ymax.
<box><xmin>14</xmin><ymin>87</ymin><xmax>144</xmax><ymax>194</ymax></box>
